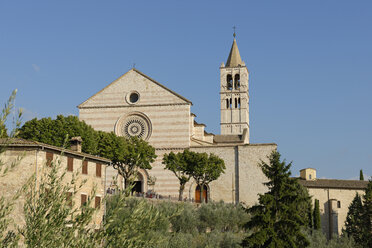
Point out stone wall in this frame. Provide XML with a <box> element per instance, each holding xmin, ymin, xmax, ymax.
<box><xmin>0</xmin><ymin>147</ymin><xmax>106</xmax><ymax>229</ymax></box>
<box><xmin>308</xmin><ymin>187</ymin><xmax>365</xmax><ymax>239</ymax></box>
<box><xmin>105</xmin><ymin>143</ymin><xmax>276</xmax><ymax>205</ymax></box>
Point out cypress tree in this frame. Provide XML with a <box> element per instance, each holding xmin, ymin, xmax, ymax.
<box><xmin>242</xmin><ymin>151</ymin><xmax>310</xmax><ymax>248</ymax></box>
<box><xmin>313</xmin><ymin>199</ymin><xmax>321</xmax><ymax>230</ymax></box>
<box><xmin>360</xmin><ymin>180</ymin><xmax>372</xmax><ymax>248</ymax></box>
<box><xmin>343</xmin><ymin>193</ymin><xmax>363</xmax><ymax>245</ymax></box>
<box><xmin>360</xmin><ymin>170</ymin><xmax>364</xmax><ymax>181</ymax></box>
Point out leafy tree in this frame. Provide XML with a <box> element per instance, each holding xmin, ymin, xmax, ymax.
<box><xmin>20</xmin><ymin>154</ymin><xmax>100</xmax><ymax>248</ymax></box>
<box><xmin>104</xmin><ymin>196</ymin><xmax>170</xmax><ymax>248</ymax></box>
<box><xmin>0</xmin><ymin>89</ymin><xmax>23</xmax><ymax>247</ymax></box>
<box><xmin>0</xmin><ymin>123</ymin><xmax>7</xmax><ymax>138</ymax></box>
<box><xmin>19</xmin><ymin>115</ymin><xmax>157</xmax><ymax>190</ymax></box>
<box><xmin>187</xmin><ymin>151</ymin><xmax>225</xmax><ymax>203</ymax></box>
<box><xmin>242</xmin><ymin>151</ymin><xmax>310</xmax><ymax>248</ymax></box>
<box><xmin>343</xmin><ymin>193</ymin><xmax>363</xmax><ymax>245</ymax></box>
<box><xmin>18</xmin><ymin>115</ymin><xmax>99</xmax><ymax>154</ymax></box>
<box><xmin>360</xmin><ymin>170</ymin><xmax>364</xmax><ymax>181</ymax></box>
<box><xmin>163</xmin><ymin>150</ymin><xmax>193</xmax><ymax>201</ymax></box>
<box><xmin>313</xmin><ymin>199</ymin><xmax>321</xmax><ymax>230</ymax></box>
<box><xmin>196</xmin><ymin>201</ymin><xmax>248</xmax><ymax>233</ymax></box>
<box><xmin>360</xmin><ymin>180</ymin><xmax>372</xmax><ymax>247</ymax></box>
<box><xmin>104</xmin><ymin>197</ymin><xmax>248</xmax><ymax>248</ymax></box>
<box><xmin>99</xmin><ymin>135</ymin><xmax>156</xmax><ymax>189</ymax></box>
<box><xmin>307</xmin><ymin>229</ymin><xmax>359</xmax><ymax>248</ymax></box>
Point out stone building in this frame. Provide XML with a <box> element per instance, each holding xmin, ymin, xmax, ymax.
<box><xmin>78</xmin><ymin>36</ymin><xmax>276</xmax><ymax>206</ymax></box>
<box><xmin>299</xmin><ymin>168</ymin><xmax>368</xmax><ymax>239</ymax></box>
<box><xmin>77</xmin><ymin>35</ymin><xmax>367</xmax><ymax>238</ymax></box>
<box><xmin>0</xmin><ymin>138</ymin><xmax>110</xmax><ymax>228</ymax></box>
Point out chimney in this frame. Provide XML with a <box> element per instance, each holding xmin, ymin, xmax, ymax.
<box><xmin>70</xmin><ymin>136</ymin><xmax>82</xmax><ymax>153</ymax></box>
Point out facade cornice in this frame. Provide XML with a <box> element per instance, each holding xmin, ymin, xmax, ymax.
<box><xmin>78</xmin><ymin>103</ymin><xmax>191</xmax><ymax>109</ymax></box>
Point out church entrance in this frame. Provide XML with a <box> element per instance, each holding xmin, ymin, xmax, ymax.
<box><xmin>195</xmin><ymin>185</ymin><xmax>208</xmax><ymax>203</ymax></box>
<box><xmin>130</xmin><ymin>172</ymin><xmax>144</xmax><ymax>195</ymax></box>
<box><xmin>132</xmin><ymin>181</ymin><xmax>142</xmax><ymax>194</ymax></box>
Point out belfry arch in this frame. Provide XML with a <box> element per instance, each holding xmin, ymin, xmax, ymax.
<box><xmin>234</xmin><ymin>74</ymin><xmax>240</xmax><ymax>89</ymax></box>
<box><xmin>226</xmin><ymin>74</ymin><xmax>233</xmax><ymax>90</ymax></box>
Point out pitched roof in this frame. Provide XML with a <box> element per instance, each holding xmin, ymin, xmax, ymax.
<box><xmin>78</xmin><ymin>68</ymin><xmax>192</xmax><ymax>108</ymax></box>
<box><xmin>0</xmin><ymin>138</ymin><xmax>111</xmax><ymax>163</ymax></box>
<box><xmin>226</xmin><ymin>38</ymin><xmax>243</xmax><ymax>67</ymax></box>
<box><xmin>299</xmin><ymin>178</ymin><xmax>369</xmax><ymax>190</ymax></box>
<box><xmin>213</xmin><ymin>134</ymin><xmax>244</xmax><ymax>143</ymax></box>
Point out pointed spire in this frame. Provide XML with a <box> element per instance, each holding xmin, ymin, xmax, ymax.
<box><xmin>226</xmin><ymin>37</ymin><xmax>243</xmax><ymax>67</ymax></box>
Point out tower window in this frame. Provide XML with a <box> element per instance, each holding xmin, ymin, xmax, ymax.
<box><xmin>238</xmin><ymin>98</ymin><xmax>241</xmax><ymax>108</ymax></box>
<box><xmin>235</xmin><ymin>98</ymin><xmax>237</xmax><ymax>108</ymax></box>
<box><xmin>226</xmin><ymin>99</ymin><xmax>229</xmax><ymax>109</ymax></box>
<box><xmin>234</xmin><ymin>74</ymin><xmax>240</xmax><ymax>89</ymax></box>
<box><xmin>229</xmin><ymin>98</ymin><xmax>232</xmax><ymax>109</ymax></box>
<box><xmin>227</xmin><ymin>75</ymin><xmax>233</xmax><ymax>90</ymax></box>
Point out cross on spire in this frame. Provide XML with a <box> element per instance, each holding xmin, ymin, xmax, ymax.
<box><xmin>233</xmin><ymin>26</ymin><xmax>236</xmax><ymax>38</ymax></box>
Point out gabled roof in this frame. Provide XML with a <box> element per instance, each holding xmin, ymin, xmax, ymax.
<box><xmin>78</xmin><ymin>68</ymin><xmax>192</xmax><ymax>108</ymax></box>
<box><xmin>226</xmin><ymin>38</ymin><xmax>243</xmax><ymax>67</ymax></box>
<box><xmin>299</xmin><ymin>178</ymin><xmax>368</xmax><ymax>190</ymax></box>
<box><xmin>0</xmin><ymin>138</ymin><xmax>111</xmax><ymax>163</ymax></box>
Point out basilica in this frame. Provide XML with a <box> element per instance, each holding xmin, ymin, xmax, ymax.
<box><xmin>78</xmin><ymin>36</ymin><xmax>367</xmax><ymax>238</ymax></box>
<box><xmin>78</xmin><ymin>36</ymin><xmax>275</xmax><ymax>206</ymax></box>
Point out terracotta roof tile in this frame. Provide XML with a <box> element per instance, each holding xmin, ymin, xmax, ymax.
<box><xmin>298</xmin><ymin>178</ymin><xmax>368</xmax><ymax>190</ymax></box>
<box><xmin>0</xmin><ymin>138</ymin><xmax>110</xmax><ymax>163</ymax></box>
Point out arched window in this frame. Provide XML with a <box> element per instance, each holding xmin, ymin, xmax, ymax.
<box><xmin>238</xmin><ymin>97</ymin><xmax>241</xmax><ymax>109</ymax></box>
<box><xmin>235</xmin><ymin>98</ymin><xmax>237</xmax><ymax>108</ymax></box>
<box><xmin>234</xmin><ymin>74</ymin><xmax>240</xmax><ymax>89</ymax></box>
<box><xmin>229</xmin><ymin>98</ymin><xmax>232</xmax><ymax>109</ymax></box>
<box><xmin>226</xmin><ymin>98</ymin><xmax>229</xmax><ymax>109</ymax></box>
<box><xmin>227</xmin><ymin>74</ymin><xmax>233</xmax><ymax>90</ymax></box>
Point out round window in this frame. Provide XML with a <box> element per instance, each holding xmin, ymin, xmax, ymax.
<box><xmin>129</xmin><ymin>92</ymin><xmax>139</xmax><ymax>104</ymax></box>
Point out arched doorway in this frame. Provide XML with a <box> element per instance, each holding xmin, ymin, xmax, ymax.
<box><xmin>195</xmin><ymin>184</ymin><xmax>208</xmax><ymax>203</ymax></box>
<box><xmin>131</xmin><ymin>172</ymin><xmax>144</xmax><ymax>195</ymax></box>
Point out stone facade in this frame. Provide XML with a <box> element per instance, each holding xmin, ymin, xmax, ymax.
<box><xmin>78</xmin><ymin>36</ymin><xmax>366</xmax><ymax>239</ymax></box>
<box><xmin>79</xmin><ymin>38</ymin><xmax>276</xmax><ymax>205</ymax></box>
<box><xmin>0</xmin><ymin>139</ymin><xmax>110</xmax><ymax>229</ymax></box>
<box><xmin>299</xmin><ymin>169</ymin><xmax>368</xmax><ymax>239</ymax></box>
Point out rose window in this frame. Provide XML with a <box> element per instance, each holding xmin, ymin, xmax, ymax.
<box><xmin>116</xmin><ymin>113</ymin><xmax>152</xmax><ymax>140</ymax></box>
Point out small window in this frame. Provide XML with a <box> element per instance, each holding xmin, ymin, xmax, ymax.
<box><xmin>229</xmin><ymin>98</ymin><xmax>232</xmax><ymax>109</ymax></box>
<box><xmin>309</xmin><ymin>174</ymin><xmax>312</xmax><ymax>180</ymax></box>
<box><xmin>67</xmin><ymin>157</ymin><xmax>73</xmax><ymax>172</ymax></box>
<box><xmin>96</xmin><ymin>163</ymin><xmax>102</xmax><ymax>177</ymax></box>
<box><xmin>238</xmin><ymin>98</ymin><xmax>241</xmax><ymax>108</ymax></box>
<box><xmin>337</xmin><ymin>201</ymin><xmax>341</xmax><ymax>208</ymax></box>
<box><xmin>82</xmin><ymin>160</ymin><xmax>88</xmax><ymax>175</ymax></box>
<box><xmin>81</xmin><ymin>194</ymin><xmax>87</xmax><ymax>207</ymax></box>
<box><xmin>95</xmin><ymin>196</ymin><xmax>101</xmax><ymax>209</ymax></box>
<box><xmin>235</xmin><ymin>98</ymin><xmax>237</xmax><ymax>108</ymax></box>
<box><xmin>46</xmin><ymin>152</ymin><xmax>53</xmax><ymax>167</ymax></box>
<box><xmin>226</xmin><ymin>99</ymin><xmax>229</xmax><ymax>109</ymax></box>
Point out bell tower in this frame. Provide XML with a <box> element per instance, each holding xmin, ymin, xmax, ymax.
<box><xmin>220</xmin><ymin>34</ymin><xmax>249</xmax><ymax>142</ymax></box>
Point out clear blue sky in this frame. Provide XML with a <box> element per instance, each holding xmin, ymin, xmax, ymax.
<box><xmin>1</xmin><ymin>1</ymin><xmax>371</xmax><ymax>180</ymax></box>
